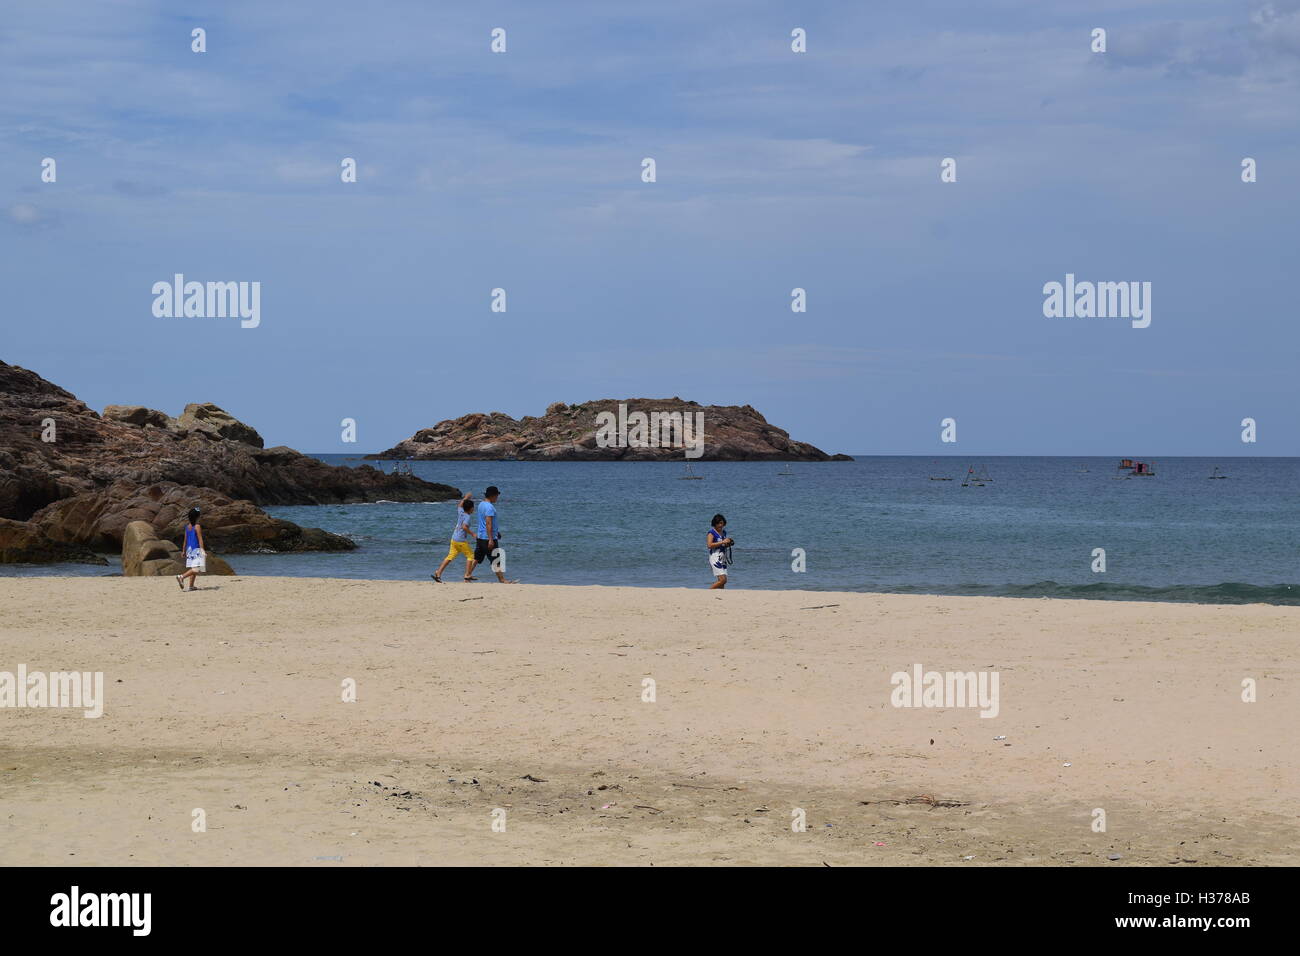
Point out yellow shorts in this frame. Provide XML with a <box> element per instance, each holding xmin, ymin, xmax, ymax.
<box><xmin>444</xmin><ymin>539</ymin><xmax>474</xmax><ymax>562</ymax></box>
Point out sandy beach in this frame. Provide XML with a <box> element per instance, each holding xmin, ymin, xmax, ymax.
<box><xmin>0</xmin><ymin>577</ymin><xmax>1295</xmax><ymax>866</ymax></box>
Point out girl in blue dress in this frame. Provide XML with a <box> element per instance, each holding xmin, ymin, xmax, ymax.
<box><xmin>176</xmin><ymin>507</ymin><xmax>206</xmax><ymax>591</ymax></box>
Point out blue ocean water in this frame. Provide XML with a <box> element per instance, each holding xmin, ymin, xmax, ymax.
<box><xmin>10</xmin><ymin>456</ymin><xmax>1300</xmax><ymax>605</ymax></box>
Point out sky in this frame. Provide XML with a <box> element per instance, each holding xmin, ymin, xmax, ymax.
<box><xmin>2</xmin><ymin>0</ymin><xmax>1298</xmax><ymax>456</ymax></box>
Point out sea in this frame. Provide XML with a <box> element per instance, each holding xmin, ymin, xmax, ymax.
<box><xmin>7</xmin><ymin>456</ymin><xmax>1300</xmax><ymax>606</ymax></box>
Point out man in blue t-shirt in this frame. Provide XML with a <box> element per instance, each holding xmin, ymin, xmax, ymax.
<box><xmin>472</xmin><ymin>486</ymin><xmax>516</xmax><ymax>583</ymax></box>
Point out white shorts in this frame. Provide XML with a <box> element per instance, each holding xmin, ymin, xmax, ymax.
<box><xmin>709</xmin><ymin>550</ymin><xmax>729</xmax><ymax>577</ymax></box>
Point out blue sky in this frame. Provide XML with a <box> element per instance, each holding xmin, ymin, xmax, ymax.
<box><xmin>3</xmin><ymin>0</ymin><xmax>1298</xmax><ymax>455</ymax></box>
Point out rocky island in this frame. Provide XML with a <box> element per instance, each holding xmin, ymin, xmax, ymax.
<box><xmin>0</xmin><ymin>359</ymin><xmax>461</xmax><ymax>566</ymax></box>
<box><xmin>370</xmin><ymin>398</ymin><xmax>853</xmax><ymax>462</ymax></box>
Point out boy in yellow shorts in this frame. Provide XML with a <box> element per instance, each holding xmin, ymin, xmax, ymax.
<box><xmin>432</xmin><ymin>493</ymin><xmax>477</xmax><ymax>582</ymax></box>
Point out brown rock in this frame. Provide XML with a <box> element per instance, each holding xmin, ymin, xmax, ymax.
<box><xmin>204</xmin><ymin>553</ymin><xmax>236</xmax><ymax>575</ymax></box>
<box><xmin>120</xmin><ymin>520</ymin><xmax>162</xmax><ymax>576</ymax></box>
<box><xmin>0</xmin><ymin>517</ymin><xmax>108</xmax><ymax>565</ymax></box>
<box><xmin>175</xmin><ymin>402</ymin><xmax>264</xmax><ymax>447</ymax></box>
<box><xmin>368</xmin><ymin>398</ymin><xmax>853</xmax><ymax>462</ymax></box>
<box><xmin>121</xmin><ymin>519</ymin><xmax>236</xmax><ymax>577</ymax></box>
<box><xmin>31</xmin><ymin>480</ymin><xmax>356</xmax><ymax>554</ymax></box>
<box><xmin>141</xmin><ymin>557</ymin><xmax>179</xmax><ymax>576</ymax></box>
<box><xmin>103</xmin><ymin>405</ymin><xmax>175</xmax><ymax>429</ymax></box>
<box><xmin>0</xmin><ymin>360</ymin><xmax>461</xmax><ymax>534</ymax></box>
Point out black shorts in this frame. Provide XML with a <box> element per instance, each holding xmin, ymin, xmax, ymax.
<box><xmin>474</xmin><ymin>538</ymin><xmax>497</xmax><ymax>564</ymax></box>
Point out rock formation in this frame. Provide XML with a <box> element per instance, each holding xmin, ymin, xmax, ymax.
<box><xmin>1</xmin><ymin>359</ymin><xmax>461</xmax><ymax>563</ymax></box>
<box><xmin>120</xmin><ymin>519</ymin><xmax>235</xmax><ymax>577</ymax></box>
<box><xmin>31</xmin><ymin>480</ymin><xmax>354</xmax><ymax>554</ymax></box>
<box><xmin>102</xmin><ymin>401</ymin><xmax>265</xmax><ymax>447</ymax></box>
<box><xmin>102</xmin><ymin>405</ymin><xmax>175</xmax><ymax>429</ymax></box>
<box><xmin>0</xmin><ymin>517</ymin><xmax>107</xmax><ymax>565</ymax></box>
<box><xmin>370</xmin><ymin>398</ymin><xmax>854</xmax><ymax>462</ymax></box>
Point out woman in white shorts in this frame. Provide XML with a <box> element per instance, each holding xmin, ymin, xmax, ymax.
<box><xmin>706</xmin><ymin>513</ymin><xmax>733</xmax><ymax>589</ymax></box>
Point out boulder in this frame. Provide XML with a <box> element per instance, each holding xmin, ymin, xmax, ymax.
<box><xmin>176</xmin><ymin>402</ymin><xmax>265</xmax><ymax>448</ymax></box>
<box><xmin>120</xmin><ymin>520</ymin><xmax>162</xmax><ymax>576</ymax></box>
<box><xmin>121</xmin><ymin>519</ymin><xmax>236</xmax><ymax>577</ymax></box>
<box><xmin>30</xmin><ymin>480</ymin><xmax>357</xmax><ymax>554</ymax></box>
<box><xmin>103</xmin><ymin>405</ymin><xmax>175</xmax><ymax>429</ymax></box>
<box><xmin>0</xmin><ymin>517</ymin><xmax>108</xmax><ymax>565</ymax></box>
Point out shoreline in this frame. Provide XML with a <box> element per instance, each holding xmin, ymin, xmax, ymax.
<box><xmin>2</xmin><ymin>568</ymin><xmax>1297</xmax><ymax>608</ymax></box>
<box><xmin>2</xmin><ymin>577</ymin><xmax>1295</xmax><ymax>865</ymax></box>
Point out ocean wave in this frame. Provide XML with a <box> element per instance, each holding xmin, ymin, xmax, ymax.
<box><xmin>350</xmin><ymin>500</ymin><xmax>444</xmax><ymax>505</ymax></box>
<box><xmin>889</xmin><ymin>580</ymin><xmax>1300</xmax><ymax>606</ymax></box>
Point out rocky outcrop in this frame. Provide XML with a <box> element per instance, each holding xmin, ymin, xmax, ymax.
<box><xmin>31</xmin><ymin>480</ymin><xmax>356</xmax><ymax>554</ymax></box>
<box><xmin>369</xmin><ymin>398</ymin><xmax>853</xmax><ymax>462</ymax></box>
<box><xmin>175</xmin><ymin>402</ymin><xmax>264</xmax><ymax>447</ymax></box>
<box><xmin>0</xmin><ymin>360</ymin><xmax>461</xmax><ymax>545</ymax></box>
<box><xmin>0</xmin><ymin>517</ymin><xmax>107</xmax><ymax>565</ymax></box>
<box><xmin>103</xmin><ymin>405</ymin><xmax>175</xmax><ymax>429</ymax></box>
<box><xmin>101</xmin><ymin>402</ymin><xmax>263</xmax><ymax>447</ymax></box>
<box><xmin>120</xmin><ymin>519</ymin><xmax>235</xmax><ymax>577</ymax></box>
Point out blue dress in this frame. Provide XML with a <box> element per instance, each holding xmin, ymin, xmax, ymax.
<box><xmin>184</xmin><ymin>525</ymin><xmax>204</xmax><ymax>569</ymax></box>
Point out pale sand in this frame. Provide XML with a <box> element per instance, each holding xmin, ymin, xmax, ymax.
<box><xmin>0</xmin><ymin>576</ymin><xmax>1295</xmax><ymax>866</ymax></box>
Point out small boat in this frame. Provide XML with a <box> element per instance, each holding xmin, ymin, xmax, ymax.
<box><xmin>960</xmin><ymin>465</ymin><xmax>985</xmax><ymax>487</ymax></box>
<box><xmin>1118</xmin><ymin>458</ymin><xmax>1136</xmax><ymax>470</ymax></box>
<box><xmin>1208</xmin><ymin>466</ymin><xmax>1227</xmax><ymax>479</ymax></box>
<box><xmin>1132</xmin><ymin>460</ymin><xmax>1156</xmax><ymax>476</ymax></box>
<box><xmin>777</xmin><ymin>464</ymin><xmax>794</xmax><ymax>476</ymax></box>
<box><xmin>679</xmin><ymin>463</ymin><xmax>705</xmax><ymax>480</ymax></box>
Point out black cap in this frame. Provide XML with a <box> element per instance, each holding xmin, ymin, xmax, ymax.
<box><xmin>485</xmin><ymin>486</ymin><xmax>500</xmax><ymax>497</ymax></box>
